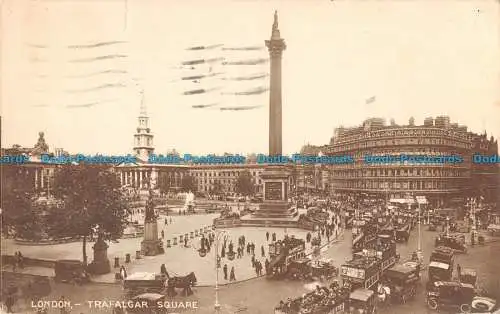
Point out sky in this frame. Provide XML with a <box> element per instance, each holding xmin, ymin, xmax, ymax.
<box><xmin>1</xmin><ymin>0</ymin><xmax>499</xmax><ymax>155</ymax></box>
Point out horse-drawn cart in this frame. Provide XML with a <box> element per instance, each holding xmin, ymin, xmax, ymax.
<box><xmin>123</xmin><ymin>273</ymin><xmax>166</xmax><ymax>298</ymax></box>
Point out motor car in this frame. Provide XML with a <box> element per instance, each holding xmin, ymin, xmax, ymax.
<box><xmin>427</xmin><ymin>281</ymin><xmax>476</xmax><ymax>312</ymax></box>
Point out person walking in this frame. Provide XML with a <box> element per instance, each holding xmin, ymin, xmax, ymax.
<box><xmin>229</xmin><ymin>267</ymin><xmax>236</xmax><ymax>281</ymax></box>
<box><xmin>261</xmin><ymin>245</ymin><xmax>265</xmax><ymax>257</ymax></box>
<box><xmin>160</xmin><ymin>264</ymin><xmax>169</xmax><ymax>278</ymax></box>
<box><xmin>119</xmin><ymin>265</ymin><xmax>127</xmax><ymax>280</ymax></box>
<box><xmin>251</xmin><ymin>255</ymin><xmax>256</xmax><ymax>268</ymax></box>
<box><xmin>223</xmin><ymin>264</ymin><xmax>228</xmax><ymax>280</ymax></box>
<box><xmin>266</xmin><ymin>231</ymin><xmax>270</xmax><ymax>241</ymax></box>
<box><xmin>161</xmin><ymin>230</ymin><xmax>165</xmax><ymax>239</ymax></box>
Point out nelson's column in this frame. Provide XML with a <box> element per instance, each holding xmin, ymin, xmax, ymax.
<box><xmin>244</xmin><ymin>11</ymin><xmax>299</xmax><ymax>227</ymax></box>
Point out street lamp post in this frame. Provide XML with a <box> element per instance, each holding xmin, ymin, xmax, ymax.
<box><xmin>214</xmin><ymin>229</ymin><xmax>228</xmax><ymax>312</ymax></box>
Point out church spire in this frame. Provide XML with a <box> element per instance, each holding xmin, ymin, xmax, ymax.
<box><xmin>133</xmin><ymin>88</ymin><xmax>154</xmax><ymax>161</ymax></box>
<box><xmin>139</xmin><ymin>89</ymin><xmax>147</xmax><ymax>116</ymax></box>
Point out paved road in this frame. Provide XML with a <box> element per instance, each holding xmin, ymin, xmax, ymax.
<box><xmin>5</xmin><ymin>225</ymin><xmax>500</xmax><ymax>313</ymax></box>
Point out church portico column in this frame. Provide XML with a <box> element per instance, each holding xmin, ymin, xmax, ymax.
<box><xmin>140</xmin><ymin>171</ymin><xmax>144</xmax><ymax>189</ymax></box>
<box><xmin>134</xmin><ymin>171</ymin><xmax>138</xmax><ymax>188</ymax></box>
<box><xmin>34</xmin><ymin>168</ymin><xmax>39</xmax><ymax>191</ymax></box>
<box><xmin>40</xmin><ymin>169</ymin><xmax>45</xmax><ymax>189</ymax></box>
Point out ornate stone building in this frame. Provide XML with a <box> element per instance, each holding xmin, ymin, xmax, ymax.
<box><xmin>326</xmin><ymin>116</ymin><xmax>499</xmax><ymax>206</ymax></box>
<box><xmin>1</xmin><ymin>132</ymin><xmax>59</xmax><ymax>195</ymax></box>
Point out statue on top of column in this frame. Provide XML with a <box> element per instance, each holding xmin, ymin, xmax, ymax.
<box><xmin>144</xmin><ymin>189</ymin><xmax>157</xmax><ymax>223</ymax></box>
<box><xmin>273</xmin><ymin>10</ymin><xmax>278</xmax><ymax>31</ymax></box>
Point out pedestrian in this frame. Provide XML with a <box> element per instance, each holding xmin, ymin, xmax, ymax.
<box><xmin>184</xmin><ymin>237</ymin><xmax>188</xmax><ymax>247</ymax></box>
<box><xmin>255</xmin><ymin>262</ymin><xmax>259</xmax><ymax>276</ymax></box>
<box><xmin>17</xmin><ymin>251</ymin><xmax>24</xmax><ymax>269</ymax></box>
<box><xmin>120</xmin><ymin>265</ymin><xmax>127</xmax><ymax>279</ymax></box>
<box><xmin>164</xmin><ymin>218</ymin><xmax>167</xmax><ymax>225</ymax></box>
<box><xmin>223</xmin><ymin>264</ymin><xmax>228</xmax><ymax>280</ymax></box>
<box><xmin>246</xmin><ymin>243</ymin><xmax>250</xmax><ymax>254</ymax></box>
<box><xmin>251</xmin><ymin>255</ymin><xmax>256</xmax><ymax>268</ymax></box>
<box><xmin>265</xmin><ymin>258</ymin><xmax>270</xmax><ymax>273</ymax></box>
<box><xmin>457</xmin><ymin>264</ymin><xmax>462</xmax><ymax>281</ymax></box>
<box><xmin>160</xmin><ymin>264</ymin><xmax>169</xmax><ymax>278</ymax></box>
<box><xmin>230</xmin><ymin>267</ymin><xmax>236</xmax><ymax>281</ymax></box>
<box><xmin>266</xmin><ymin>231</ymin><xmax>270</xmax><ymax>241</ymax></box>
<box><xmin>261</xmin><ymin>245</ymin><xmax>265</xmax><ymax>257</ymax></box>
<box><xmin>272</xmin><ymin>233</ymin><xmax>276</xmax><ymax>242</ymax></box>
<box><xmin>161</xmin><ymin>230</ymin><xmax>165</xmax><ymax>239</ymax></box>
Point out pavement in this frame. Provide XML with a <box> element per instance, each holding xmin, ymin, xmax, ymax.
<box><xmin>1</xmin><ymin>208</ymin><xmax>342</xmax><ymax>286</ymax></box>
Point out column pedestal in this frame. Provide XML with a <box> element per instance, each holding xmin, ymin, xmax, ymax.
<box><xmin>141</xmin><ymin>222</ymin><xmax>164</xmax><ymax>256</ymax></box>
<box><xmin>88</xmin><ymin>238</ymin><xmax>111</xmax><ymax>274</ymax></box>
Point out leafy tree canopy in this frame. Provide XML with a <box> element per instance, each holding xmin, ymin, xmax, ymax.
<box><xmin>180</xmin><ymin>174</ymin><xmax>196</xmax><ymax>193</ymax></box>
<box><xmin>235</xmin><ymin>171</ymin><xmax>255</xmax><ymax>196</ymax></box>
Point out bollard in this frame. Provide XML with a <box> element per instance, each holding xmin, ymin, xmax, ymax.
<box><xmin>179</xmin><ymin>235</ymin><xmax>184</xmax><ymax>243</ymax></box>
<box><xmin>167</xmin><ymin>239</ymin><xmax>171</xmax><ymax>248</ymax></box>
<box><xmin>114</xmin><ymin>257</ymin><xmax>120</xmax><ymax>268</ymax></box>
<box><xmin>173</xmin><ymin>237</ymin><xmax>177</xmax><ymax>245</ymax></box>
<box><xmin>125</xmin><ymin>253</ymin><xmax>131</xmax><ymax>263</ymax></box>
<box><xmin>195</xmin><ymin>230</ymin><xmax>199</xmax><ymax>237</ymax></box>
<box><xmin>190</xmin><ymin>232</ymin><xmax>194</xmax><ymax>239</ymax></box>
<box><xmin>185</xmin><ymin>233</ymin><xmax>189</xmax><ymax>241</ymax></box>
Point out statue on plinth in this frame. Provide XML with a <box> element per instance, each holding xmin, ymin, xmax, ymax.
<box><xmin>141</xmin><ymin>189</ymin><xmax>164</xmax><ymax>256</ymax></box>
<box><xmin>88</xmin><ymin>230</ymin><xmax>111</xmax><ymax>274</ymax></box>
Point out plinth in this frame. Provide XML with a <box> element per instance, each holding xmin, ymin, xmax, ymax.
<box><xmin>88</xmin><ymin>238</ymin><xmax>111</xmax><ymax>274</ymax></box>
<box><xmin>241</xmin><ymin>165</ymin><xmax>299</xmax><ymax>228</ymax></box>
<box><xmin>141</xmin><ymin>221</ymin><xmax>164</xmax><ymax>256</ymax></box>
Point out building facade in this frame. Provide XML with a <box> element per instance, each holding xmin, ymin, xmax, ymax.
<box><xmin>326</xmin><ymin>116</ymin><xmax>499</xmax><ymax>206</ymax></box>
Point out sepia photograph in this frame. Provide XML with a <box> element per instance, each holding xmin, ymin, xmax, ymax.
<box><xmin>1</xmin><ymin>0</ymin><xmax>500</xmax><ymax>313</ymax></box>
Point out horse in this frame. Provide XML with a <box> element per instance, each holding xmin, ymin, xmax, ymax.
<box><xmin>377</xmin><ymin>283</ymin><xmax>391</xmax><ymax>306</ymax></box>
<box><xmin>166</xmin><ymin>272</ymin><xmax>197</xmax><ymax>297</ymax></box>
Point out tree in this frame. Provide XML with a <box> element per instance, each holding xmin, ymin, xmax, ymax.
<box><xmin>180</xmin><ymin>174</ymin><xmax>196</xmax><ymax>193</ymax></box>
<box><xmin>235</xmin><ymin>171</ymin><xmax>255</xmax><ymax>196</ymax></box>
<box><xmin>48</xmin><ymin>165</ymin><xmax>129</xmax><ymax>265</ymax></box>
<box><xmin>1</xmin><ymin>165</ymin><xmax>40</xmax><ymax>238</ymax></box>
<box><xmin>157</xmin><ymin>173</ymin><xmax>171</xmax><ymax>195</ymax></box>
